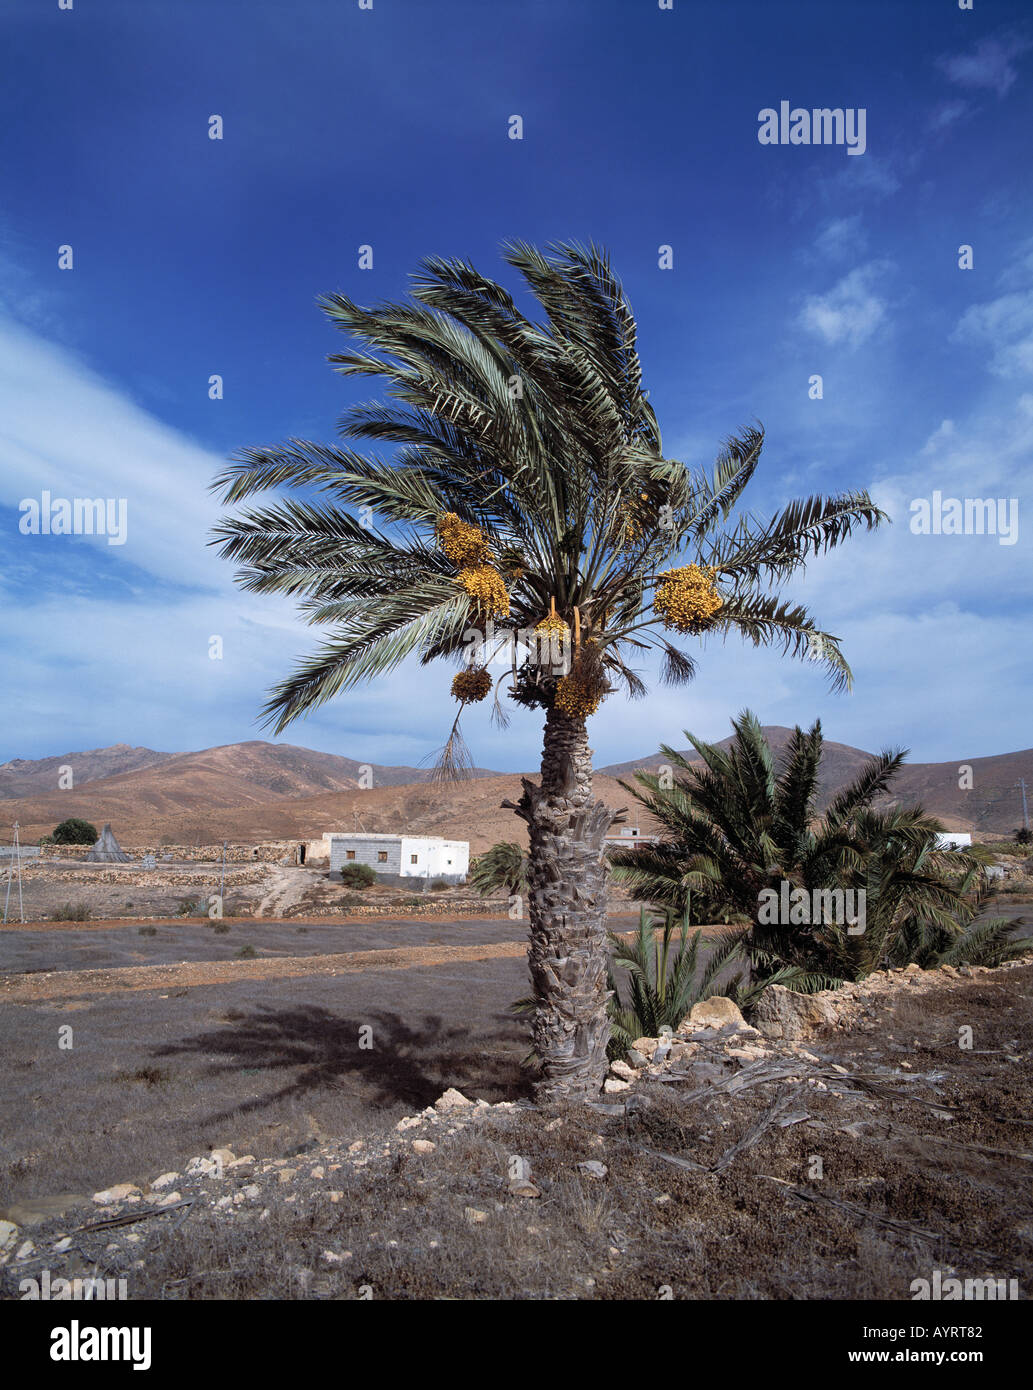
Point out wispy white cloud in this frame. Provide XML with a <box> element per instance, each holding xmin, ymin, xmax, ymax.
<box><xmin>937</xmin><ymin>33</ymin><xmax>1032</xmax><ymax>98</ymax></box>
<box><xmin>812</xmin><ymin>215</ymin><xmax>868</xmax><ymax>263</ymax></box>
<box><xmin>0</xmin><ymin>319</ymin><xmax>226</xmax><ymax>590</ymax></box>
<box><xmin>952</xmin><ymin>244</ymin><xmax>1033</xmax><ymax>379</ymax></box>
<box><xmin>797</xmin><ymin>262</ymin><xmax>892</xmax><ymax>348</ymax></box>
<box><xmin>927</xmin><ymin>99</ymin><xmax>973</xmax><ymax>131</ymax></box>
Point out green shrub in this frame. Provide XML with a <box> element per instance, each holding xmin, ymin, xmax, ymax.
<box><xmin>430</xmin><ymin>879</ymin><xmax>449</xmax><ymax>891</ymax></box>
<box><xmin>212</xmin><ymin>921</ymin><xmax>231</xmax><ymax>934</ymax></box>
<box><xmin>138</xmin><ymin>925</ymin><xmax>157</xmax><ymax>937</ymax></box>
<box><xmin>339</xmin><ymin>862</ymin><xmax>376</xmax><ymax>888</ymax></box>
<box><xmin>52</xmin><ymin>818</ymin><xmax>98</xmax><ymax>846</ymax></box>
<box><xmin>56</xmin><ymin>901</ymin><xmax>91</xmax><ymax>922</ymax></box>
<box><xmin>236</xmin><ymin>944</ymin><xmax>258</xmax><ymax>959</ymax></box>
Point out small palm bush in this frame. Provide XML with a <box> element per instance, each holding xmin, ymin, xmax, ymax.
<box><xmin>606</xmin><ymin>905</ymin><xmax>746</xmax><ymax>1058</ymax></box>
<box><xmin>468</xmin><ymin>842</ymin><xmax>528</xmax><ymax>897</ymax></box>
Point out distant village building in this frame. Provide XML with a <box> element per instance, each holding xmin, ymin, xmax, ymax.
<box><xmin>604</xmin><ymin>825</ymin><xmax>661</xmax><ymax>851</ymax></box>
<box><xmin>324</xmin><ymin>832</ymin><xmax>469</xmax><ymax>886</ymax></box>
<box><xmin>935</xmin><ymin>832</ymin><xmax>972</xmax><ymax>851</ymax></box>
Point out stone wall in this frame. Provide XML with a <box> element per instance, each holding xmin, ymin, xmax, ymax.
<box><xmin>40</xmin><ymin>841</ymin><xmax>312</xmax><ymax>865</ymax></box>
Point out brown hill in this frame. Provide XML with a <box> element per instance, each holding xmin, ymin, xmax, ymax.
<box><xmin>599</xmin><ymin>725</ymin><xmax>875</xmax><ymax>804</ymax></box>
<box><xmin>0</xmin><ymin>769</ymin><xmax>644</xmax><ymax>856</ymax></box>
<box><xmin>0</xmin><ymin>744</ymin><xmax>172</xmax><ymax>799</ymax></box>
<box><xmin>600</xmin><ymin>729</ymin><xmax>1033</xmax><ymax>836</ymax></box>
<box><xmin>1</xmin><ymin>731</ymin><xmax>1029</xmax><ymax>852</ymax></box>
<box><xmin>0</xmin><ymin>740</ymin><xmax>498</xmax><ymax>843</ymax></box>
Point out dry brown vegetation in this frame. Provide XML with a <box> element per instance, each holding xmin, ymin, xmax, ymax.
<box><xmin>2</xmin><ymin>955</ymin><xmax>1032</xmax><ymax>1300</ymax></box>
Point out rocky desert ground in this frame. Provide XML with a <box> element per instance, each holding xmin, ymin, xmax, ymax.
<box><xmin>2</xmin><ymin>952</ymin><xmax>1032</xmax><ymax>1300</ymax></box>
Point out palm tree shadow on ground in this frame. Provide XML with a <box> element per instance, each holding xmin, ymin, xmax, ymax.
<box><xmin>149</xmin><ymin>1005</ymin><xmax>532</xmax><ymax>1127</ymax></box>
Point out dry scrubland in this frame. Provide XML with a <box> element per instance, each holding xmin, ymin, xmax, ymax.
<box><xmin>1</xmin><ymin>924</ymin><xmax>1032</xmax><ymax>1300</ymax></box>
<box><xmin>2</xmin><ymin>860</ymin><xmax>539</xmax><ymax>926</ymax></box>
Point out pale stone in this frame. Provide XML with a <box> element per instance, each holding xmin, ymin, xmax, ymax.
<box><xmin>150</xmin><ymin>1172</ymin><xmax>179</xmax><ymax>1191</ymax></box>
<box><xmin>688</xmin><ymin>996</ymin><xmax>747</xmax><ymax>1030</ymax></box>
<box><xmin>157</xmin><ymin>1192</ymin><xmax>181</xmax><ymax>1206</ymax></box>
<box><xmin>609</xmin><ymin>1060</ymin><xmax>638</xmax><ymax>1082</ymax></box>
<box><xmin>752</xmin><ymin>985</ymin><xmax>842</xmax><ymax>1040</ymax></box>
<box><xmin>508</xmin><ymin>1179</ymin><xmax>541</xmax><ymax>1198</ymax></box>
<box><xmin>211</xmin><ymin>1148</ymin><xmax>236</xmax><ymax>1167</ymax></box>
<box><xmin>411</xmin><ymin>1140</ymin><xmax>436</xmax><ymax>1155</ymax></box>
<box><xmin>436</xmin><ymin>1087</ymin><xmax>473</xmax><ymax>1112</ymax></box>
<box><xmin>310</xmin><ymin>1166</ymin><xmax>325</xmax><ymax>1180</ymax></box>
<box><xmin>15</xmin><ymin>1240</ymin><xmax>34</xmax><ymax>1259</ymax></box>
<box><xmin>578</xmin><ymin>1161</ymin><xmax>608</xmax><ymax>1179</ymax></box>
<box><xmin>464</xmin><ymin>1206</ymin><xmax>489</xmax><ymax>1223</ymax></box>
<box><xmin>92</xmin><ymin>1183</ymin><xmax>141</xmax><ymax>1205</ymax></box>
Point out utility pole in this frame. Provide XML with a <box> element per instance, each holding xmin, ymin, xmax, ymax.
<box><xmin>3</xmin><ymin>822</ymin><xmax>25</xmax><ymax>925</ymax></box>
<box><xmin>1016</xmin><ymin>778</ymin><xmax>1030</xmax><ymax>831</ymax></box>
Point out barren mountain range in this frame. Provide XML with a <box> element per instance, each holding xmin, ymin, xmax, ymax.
<box><xmin>0</xmin><ymin>730</ymin><xmax>1029</xmax><ymax>853</ymax></box>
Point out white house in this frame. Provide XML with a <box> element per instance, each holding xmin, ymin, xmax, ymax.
<box><xmin>604</xmin><ymin>825</ymin><xmax>661</xmax><ymax>850</ymax></box>
<box><xmin>935</xmin><ymin>832</ymin><xmax>972</xmax><ymax>851</ymax></box>
<box><xmin>325</xmin><ymin>832</ymin><xmax>469</xmax><ymax>885</ymax></box>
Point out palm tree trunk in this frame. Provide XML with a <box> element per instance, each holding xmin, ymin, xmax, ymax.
<box><xmin>504</xmin><ymin>706</ymin><xmax>622</xmax><ymax>1101</ymax></box>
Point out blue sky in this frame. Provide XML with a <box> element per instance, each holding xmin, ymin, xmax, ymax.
<box><xmin>2</xmin><ymin>0</ymin><xmax>1031</xmax><ymax>775</ymax></box>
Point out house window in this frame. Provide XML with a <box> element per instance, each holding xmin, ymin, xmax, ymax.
<box><xmin>378</xmin><ymin>851</ymin><xmax>388</xmax><ymax>862</ymax></box>
<box><xmin>410</xmin><ymin>854</ymin><xmax>419</xmax><ymax>864</ymax></box>
<box><xmin>346</xmin><ymin>850</ymin><xmax>356</xmax><ymax>861</ymax></box>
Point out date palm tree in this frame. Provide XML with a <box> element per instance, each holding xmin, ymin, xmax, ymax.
<box><xmin>610</xmin><ymin>712</ymin><xmax>1027</xmax><ymax>984</ymax></box>
<box><xmin>211</xmin><ymin>241</ymin><xmax>885</xmax><ymax>1100</ymax></box>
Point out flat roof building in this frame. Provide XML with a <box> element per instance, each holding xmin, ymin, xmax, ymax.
<box><xmin>324</xmin><ymin>832</ymin><xmax>469</xmax><ymax>885</ymax></box>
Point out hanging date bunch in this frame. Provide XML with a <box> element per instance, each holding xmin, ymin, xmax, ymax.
<box><xmin>450</xmin><ymin>665</ymin><xmax>493</xmax><ymax>705</ymax></box>
<box><xmin>435</xmin><ymin>512</ymin><xmax>511</xmax><ymax>617</ymax></box>
<box><xmin>616</xmin><ymin>489</ymin><xmax>653</xmax><ymax>555</ymax></box>
<box><xmin>653</xmin><ymin>563</ymin><xmax>723</xmax><ymax>635</ymax></box>
<box><xmin>553</xmin><ymin>611</ymin><xmax>609</xmax><ymax>718</ymax></box>
<box><xmin>435</xmin><ymin>511</ymin><xmax>493</xmax><ymax>566</ymax></box>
